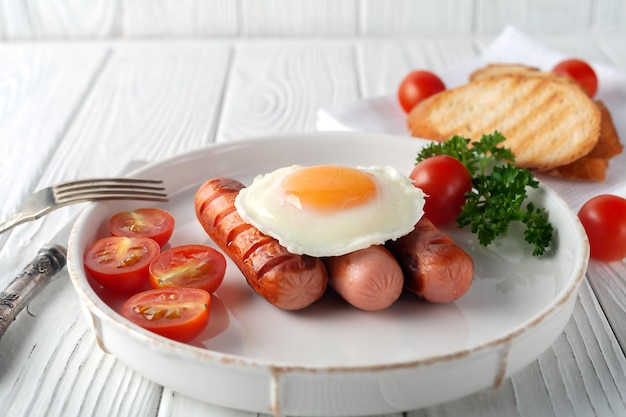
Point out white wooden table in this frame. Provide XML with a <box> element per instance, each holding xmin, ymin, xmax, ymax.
<box><xmin>1</xmin><ymin>32</ymin><xmax>626</xmax><ymax>417</ymax></box>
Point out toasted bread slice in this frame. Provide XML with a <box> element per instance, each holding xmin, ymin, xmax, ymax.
<box><xmin>545</xmin><ymin>101</ymin><xmax>623</xmax><ymax>180</ymax></box>
<box><xmin>583</xmin><ymin>101</ymin><xmax>622</xmax><ymax>160</ymax></box>
<box><xmin>407</xmin><ymin>73</ymin><xmax>601</xmax><ymax>171</ymax></box>
<box><xmin>469</xmin><ymin>63</ymin><xmax>542</xmax><ymax>81</ymax></box>
<box><xmin>468</xmin><ymin>65</ymin><xmax>622</xmax><ymax>180</ymax></box>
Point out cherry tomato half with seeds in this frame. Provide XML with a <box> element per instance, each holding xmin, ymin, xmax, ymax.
<box><xmin>410</xmin><ymin>155</ymin><xmax>473</xmax><ymax>225</ymax></box>
<box><xmin>121</xmin><ymin>288</ymin><xmax>210</xmax><ymax>342</ymax></box>
<box><xmin>552</xmin><ymin>58</ymin><xmax>598</xmax><ymax>98</ymax></box>
<box><xmin>84</xmin><ymin>236</ymin><xmax>160</xmax><ymax>293</ymax></box>
<box><xmin>578</xmin><ymin>194</ymin><xmax>626</xmax><ymax>262</ymax></box>
<box><xmin>149</xmin><ymin>244</ymin><xmax>227</xmax><ymax>293</ymax></box>
<box><xmin>109</xmin><ymin>207</ymin><xmax>175</xmax><ymax>247</ymax></box>
<box><xmin>398</xmin><ymin>70</ymin><xmax>446</xmax><ymax>113</ymax></box>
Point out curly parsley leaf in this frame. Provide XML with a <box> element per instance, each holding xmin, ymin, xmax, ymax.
<box><xmin>416</xmin><ymin>131</ymin><xmax>553</xmax><ymax>257</ymax></box>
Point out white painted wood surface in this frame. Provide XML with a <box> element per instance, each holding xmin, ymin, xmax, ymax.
<box><xmin>0</xmin><ymin>27</ymin><xmax>625</xmax><ymax>417</ymax></box>
<box><xmin>0</xmin><ymin>0</ymin><xmax>625</xmax><ymax>39</ymax></box>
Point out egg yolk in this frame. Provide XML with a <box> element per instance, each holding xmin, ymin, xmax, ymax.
<box><xmin>281</xmin><ymin>165</ymin><xmax>378</xmax><ymax>212</ymax></box>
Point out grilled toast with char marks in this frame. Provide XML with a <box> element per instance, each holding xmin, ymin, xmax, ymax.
<box><xmin>408</xmin><ymin>73</ymin><xmax>601</xmax><ymax>171</ymax></box>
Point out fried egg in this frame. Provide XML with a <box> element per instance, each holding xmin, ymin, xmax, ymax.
<box><xmin>234</xmin><ymin>165</ymin><xmax>425</xmax><ymax>257</ymax></box>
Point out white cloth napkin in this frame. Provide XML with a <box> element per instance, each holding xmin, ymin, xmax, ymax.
<box><xmin>316</xmin><ymin>26</ymin><xmax>626</xmax><ymax>211</ymax></box>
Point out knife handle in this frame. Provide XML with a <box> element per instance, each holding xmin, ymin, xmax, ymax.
<box><xmin>0</xmin><ymin>244</ymin><xmax>67</xmax><ymax>341</ymax></box>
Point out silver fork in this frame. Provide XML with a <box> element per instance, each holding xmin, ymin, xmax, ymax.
<box><xmin>0</xmin><ymin>178</ymin><xmax>169</xmax><ymax>235</ymax></box>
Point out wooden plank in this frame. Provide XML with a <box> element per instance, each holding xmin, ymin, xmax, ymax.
<box><xmin>0</xmin><ymin>42</ymin><xmax>233</xmax><ymax>417</ymax></box>
<box><xmin>42</xmin><ymin>41</ymin><xmax>232</xmax><ymax>177</ymax></box>
<box><xmin>218</xmin><ymin>41</ymin><xmax>360</xmax><ymax>141</ymax></box>
<box><xmin>159</xmin><ymin>389</ymin><xmax>259</xmax><ymax>417</ymax></box>
<box><xmin>358</xmin><ymin>39</ymin><xmax>479</xmax><ymax>97</ymax></box>
<box><xmin>360</xmin><ymin>0</ymin><xmax>473</xmax><ymax>35</ymax></box>
<box><xmin>240</xmin><ymin>0</ymin><xmax>357</xmax><ymax>36</ymax></box>
<box><xmin>0</xmin><ymin>274</ymin><xmax>162</xmax><ymax>417</ymax></box>
<box><xmin>121</xmin><ymin>0</ymin><xmax>238</xmax><ymax>37</ymax></box>
<box><xmin>0</xmin><ymin>0</ymin><xmax>625</xmax><ymax>39</ymax></box>
<box><xmin>0</xmin><ymin>0</ymin><xmax>120</xmax><ymax>39</ymax></box>
<box><xmin>587</xmin><ymin>262</ymin><xmax>626</xmax><ymax>350</ymax></box>
<box><xmin>0</xmin><ymin>44</ymin><xmax>108</xmax><ymax>256</ymax></box>
<box><xmin>476</xmin><ymin>0</ymin><xmax>595</xmax><ymax>34</ymax></box>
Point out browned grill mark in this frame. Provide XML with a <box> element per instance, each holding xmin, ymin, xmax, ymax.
<box><xmin>257</xmin><ymin>254</ymin><xmax>295</xmax><ymax>278</ymax></box>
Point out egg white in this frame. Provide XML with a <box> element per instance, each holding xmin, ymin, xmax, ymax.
<box><xmin>234</xmin><ymin>165</ymin><xmax>425</xmax><ymax>257</ymax></box>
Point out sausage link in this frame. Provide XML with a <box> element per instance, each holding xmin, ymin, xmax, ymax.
<box><xmin>386</xmin><ymin>217</ymin><xmax>473</xmax><ymax>303</ymax></box>
<box><xmin>323</xmin><ymin>245</ymin><xmax>403</xmax><ymax>311</ymax></box>
<box><xmin>194</xmin><ymin>177</ymin><xmax>328</xmax><ymax>310</ymax></box>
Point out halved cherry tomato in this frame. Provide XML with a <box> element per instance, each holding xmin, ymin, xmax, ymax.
<box><xmin>578</xmin><ymin>194</ymin><xmax>626</xmax><ymax>261</ymax></box>
<box><xmin>410</xmin><ymin>155</ymin><xmax>473</xmax><ymax>225</ymax></box>
<box><xmin>121</xmin><ymin>288</ymin><xmax>210</xmax><ymax>342</ymax></box>
<box><xmin>84</xmin><ymin>236</ymin><xmax>160</xmax><ymax>293</ymax></box>
<box><xmin>552</xmin><ymin>58</ymin><xmax>598</xmax><ymax>98</ymax></box>
<box><xmin>149</xmin><ymin>244</ymin><xmax>226</xmax><ymax>293</ymax></box>
<box><xmin>109</xmin><ymin>207</ymin><xmax>175</xmax><ymax>247</ymax></box>
<box><xmin>398</xmin><ymin>70</ymin><xmax>446</xmax><ymax>113</ymax></box>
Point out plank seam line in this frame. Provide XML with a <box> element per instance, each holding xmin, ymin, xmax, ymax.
<box><xmin>212</xmin><ymin>45</ymin><xmax>237</xmax><ymax>142</ymax></box>
<box><xmin>47</xmin><ymin>47</ymin><xmax>114</xmax><ymax>165</ymax></box>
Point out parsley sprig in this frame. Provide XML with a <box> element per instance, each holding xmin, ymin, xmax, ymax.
<box><xmin>416</xmin><ymin>131</ymin><xmax>553</xmax><ymax>256</ymax></box>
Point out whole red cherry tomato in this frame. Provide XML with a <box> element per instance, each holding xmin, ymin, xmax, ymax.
<box><xmin>121</xmin><ymin>288</ymin><xmax>210</xmax><ymax>342</ymax></box>
<box><xmin>552</xmin><ymin>58</ymin><xmax>598</xmax><ymax>98</ymax></box>
<box><xmin>578</xmin><ymin>194</ymin><xmax>626</xmax><ymax>261</ymax></box>
<box><xmin>410</xmin><ymin>155</ymin><xmax>473</xmax><ymax>225</ymax></box>
<box><xmin>84</xmin><ymin>236</ymin><xmax>160</xmax><ymax>292</ymax></box>
<box><xmin>149</xmin><ymin>244</ymin><xmax>226</xmax><ymax>293</ymax></box>
<box><xmin>109</xmin><ymin>207</ymin><xmax>175</xmax><ymax>247</ymax></box>
<box><xmin>398</xmin><ymin>70</ymin><xmax>446</xmax><ymax>113</ymax></box>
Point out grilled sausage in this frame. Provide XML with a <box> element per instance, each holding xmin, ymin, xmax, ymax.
<box><xmin>386</xmin><ymin>217</ymin><xmax>473</xmax><ymax>303</ymax></box>
<box><xmin>323</xmin><ymin>245</ymin><xmax>404</xmax><ymax>311</ymax></box>
<box><xmin>194</xmin><ymin>177</ymin><xmax>328</xmax><ymax>310</ymax></box>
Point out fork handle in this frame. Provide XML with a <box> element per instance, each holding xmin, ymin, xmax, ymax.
<box><xmin>0</xmin><ymin>244</ymin><xmax>67</xmax><ymax>341</ymax></box>
<box><xmin>0</xmin><ymin>212</ymin><xmax>29</xmax><ymax>235</ymax></box>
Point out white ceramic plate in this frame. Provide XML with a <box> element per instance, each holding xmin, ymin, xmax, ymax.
<box><xmin>67</xmin><ymin>131</ymin><xmax>589</xmax><ymax>417</ymax></box>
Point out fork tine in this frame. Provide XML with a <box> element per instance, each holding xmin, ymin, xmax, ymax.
<box><xmin>55</xmin><ymin>183</ymin><xmax>165</xmax><ymax>195</ymax></box>
<box><xmin>0</xmin><ymin>178</ymin><xmax>170</xmax><ymax>235</ymax></box>
<box><xmin>55</xmin><ymin>177</ymin><xmax>165</xmax><ymax>191</ymax></box>
<box><xmin>53</xmin><ymin>178</ymin><xmax>168</xmax><ymax>204</ymax></box>
<box><xmin>55</xmin><ymin>190</ymin><xmax>169</xmax><ymax>202</ymax></box>
<box><xmin>60</xmin><ymin>192</ymin><xmax>169</xmax><ymax>203</ymax></box>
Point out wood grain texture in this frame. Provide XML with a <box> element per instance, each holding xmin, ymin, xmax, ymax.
<box><xmin>42</xmin><ymin>41</ymin><xmax>232</xmax><ymax>180</ymax></box>
<box><xmin>0</xmin><ymin>41</ymin><xmax>231</xmax><ymax>274</ymax></box>
<box><xmin>358</xmin><ymin>39</ymin><xmax>480</xmax><ymax>97</ymax></box>
<box><xmin>240</xmin><ymin>0</ymin><xmax>357</xmax><ymax>36</ymax></box>
<box><xmin>0</xmin><ymin>44</ymin><xmax>107</xmax><ymax>248</ymax></box>
<box><xmin>360</xmin><ymin>0</ymin><xmax>473</xmax><ymax>35</ymax></box>
<box><xmin>157</xmin><ymin>389</ymin><xmax>254</xmax><ymax>417</ymax></box>
<box><xmin>587</xmin><ymin>262</ymin><xmax>626</xmax><ymax>351</ymax></box>
<box><xmin>0</xmin><ymin>0</ymin><xmax>624</xmax><ymax>39</ymax></box>
<box><xmin>476</xmin><ymin>0</ymin><xmax>595</xmax><ymax>35</ymax></box>
<box><xmin>121</xmin><ymin>0</ymin><xmax>238</xmax><ymax>37</ymax></box>
<box><xmin>1</xmin><ymin>0</ymin><xmax>119</xmax><ymax>39</ymax></box>
<box><xmin>0</xmin><ymin>272</ymin><xmax>162</xmax><ymax>417</ymax></box>
<box><xmin>0</xmin><ymin>41</ymin><xmax>232</xmax><ymax>417</ymax></box>
<box><xmin>218</xmin><ymin>41</ymin><xmax>360</xmax><ymax>141</ymax></box>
